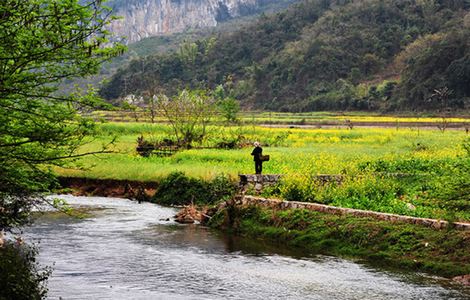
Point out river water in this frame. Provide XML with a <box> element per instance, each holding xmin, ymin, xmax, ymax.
<box><xmin>24</xmin><ymin>195</ymin><xmax>470</xmax><ymax>300</ymax></box>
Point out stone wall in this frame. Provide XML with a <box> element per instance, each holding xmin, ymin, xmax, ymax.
<box><xmin>238</xmin><ymin>174</ymin><xmax>345</xmax><ymax>194</ymax></box>
<box><xmin>241</xmin><ymin>195</ymin><xmax>470</xmax><ymax>231</ymax></box>
<box><xmin>238</xmin><ymin>174</ymin><xmax>281</xmax><ymax>194</ymax></box>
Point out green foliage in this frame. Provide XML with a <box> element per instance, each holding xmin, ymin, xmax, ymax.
<box><xmin>213</xmin><ymin>84</ymin><xmax>241</xmax><ymax>123</ymax></box>
<box><xmin>274</xmin><ymin>155</ymin><xmax>470</xmax><ymax>220</ymax></box>
<box><xmin>327</xmin><ymin>176</ymin><xmax>409</xmax><ymax>214</ymax></box>
<box><xmin>277</xmin><ymin>173</ymin><xmax>411</xmax><ymax>214</ymax></box>
<box><xmin>397</xmin><ymin>29</ymin><xmax>470</xmax><ymax>109</ymax></box>
<box><xmin>59</xmin><ymin>121</ymin><xmax>470</xmax><ymax>221</ymax></box>
<box><xmin>0</xmin><ymin>242</ymin><xmax>51</xmax><ymax>300</ymax></box>
<box><xmin>433</xmin><ymin>157</ymin><xmax>470</xmax><ymax>213</ymax></box>
<box><xmin>178</xmin><ymin>40</ymin><xmax>198</xmax><ymax>64</ymax></box>
<box><xmin>463</xmin><ymin>137</ymin><xmax>470</xmax><ymax>156</ymax></box>
<box><xmin>100</xmin><ymin>0</ymin><xmax>470</xmax><ymax>112</ymax></box>
<box><xmin>152</xmin><ymin>172</ymin><xmax>237</xmax><ymax>205</ymax></box>
<box><xmin>0</xmin><ymin>0</ymin><xmax>124</xmax><ymax>230</ymax></box>
<box><xmin>217</xmin><ymin>97</ymin><xmax>241</xmax><ymax>123</ymax></box>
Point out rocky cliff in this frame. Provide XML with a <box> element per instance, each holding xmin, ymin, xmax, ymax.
<box><xmin>108</xmin><ymin>0</ymin><xmax>280</xmax><ymax>43</ymax></box>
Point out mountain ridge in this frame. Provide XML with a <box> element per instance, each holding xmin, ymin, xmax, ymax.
<box><xmin>108</xmin><ymin>0</ymin><xmax>297</xmax><ymax>43</ymax></box>
<box><xmin>101</xmin><ymin>0</ymin><xmax>470</xmax><ymax>112</ymax></box>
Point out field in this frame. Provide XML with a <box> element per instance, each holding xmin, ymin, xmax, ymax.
<box><xmin>89</xmin><ymin>110</ymin><xmax>470</xmax><ymax>126</ymax></box>
<box><xmin>56</xmin><ymin>119</ymin><xmax>470</xmax><ymax>222</ymax></box>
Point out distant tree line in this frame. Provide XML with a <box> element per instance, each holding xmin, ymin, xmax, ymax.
<box><xmin>100</xmin><ymin>0</ymin><xmax>470</xmax><ymax>112</ymax></box>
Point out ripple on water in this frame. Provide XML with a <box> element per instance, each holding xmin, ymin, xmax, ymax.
<box><xmin>23</xmin><ymin>195</ymin><xmax>470</xmax><ymax>300</ymax></box>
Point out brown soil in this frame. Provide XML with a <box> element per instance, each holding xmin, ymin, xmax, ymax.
<box><xmin>58</xmin><ymin>177</ymin><xmax>158</xmax><ymax>199</ymax></box>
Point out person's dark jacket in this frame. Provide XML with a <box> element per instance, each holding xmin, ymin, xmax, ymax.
<box><xmin>251</xmin><ymin>146</ymin><xmax>262</xmax><ymax>162</ymax></box>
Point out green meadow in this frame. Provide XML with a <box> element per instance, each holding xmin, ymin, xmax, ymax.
<box><xmin>57</xmin><ymin>121</ymin><xmax>470</xmax><ymax>221</ymax></box>
<box><xmin>60</xmin><ymin>122</ymin><xmax>468</xmax><ymax>179</ymax></box>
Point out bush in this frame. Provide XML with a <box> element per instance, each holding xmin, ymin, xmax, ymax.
<box><xmin>208</xmin><ymin>174</ymin><xmax>238</xmax><ymax>203</ymax></box>
<box><xmin>152</xmin><ymin>172</ymin><xmax>237</xmax><ymax>206</ymax></box>
<box><xmin>136</xmin><ymin>136</ymin><xmax>178</xmax><ymax>157</ymax></box>
<box><xmin>0</xmin><ymin>242</ymin><xmax>50</xmax><ymax>300</ymax></box>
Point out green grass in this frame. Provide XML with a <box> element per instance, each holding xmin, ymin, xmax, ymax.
<box><xmin>62</xmin><ymin>123</ymin><xmax>467</xmax><ymax>179</ymax></box>
<box><xmin>56</xmin><ymin>122</ymin><xmax>470</xmax><ymax>221</ymax></box>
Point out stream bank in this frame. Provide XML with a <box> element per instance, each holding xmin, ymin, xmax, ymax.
<box><xmin>57</xmin><ymin>176</ymin><xmax>158</xmax><ymax>199</ymax></box>
<box><xmin>58</xmin><ymin>176</ymin><xmax>470</xmax><ymax>281</ymax></box>
<box><xmin>206</xmin><ymin>202</ymin><xmax>470</xmax><ymax>279</ymax></box>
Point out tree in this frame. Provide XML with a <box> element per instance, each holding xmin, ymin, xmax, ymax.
<box><xmin>146</xmin><ymin>94</ymin><xmax>159</xmax><ymax>124</ymax></box>
<box><xmin>121</xmin><ymin>94</ymin><xmax>143</xmax><ymax>122</ymax></box>
<box><xmin>397</xmin><ymin>29</ymin><xmax>469</xmax><ymax>109</ymax></box>
<box><xmin>157</xmin><ymin>90</ymin><xmax>216</xmax><ymax>148</ymax></box>
<box><xmin>217</xmin><ymin>97</ymin><xmax>240</xmax><ymax>123</ymax></box>
<box><xmin>213</xmin><ymin>85</ymin><xmax>240</xmax><ymax>123</ymax></box>
<box><xmin>0</xmin><ymin>0</ymin><xmax>125</xmax><ymax>231</ymax></box>
<box><xmin>178</xmin><ymin>40</ymin><xmax>198</xmax><ymax>64</ymax></box>
<box><xmin>429</xmin><ymin>87</ymin><xmax>453</xmax><ymax>132</ymax></box>
<box><xmin>1</xmin><ymin>242</ymin><xmax>51</xmax><ymax>300</ymax></box>
<box><xmin>142</xmin><ymin>84</ymin><xmax>163</xmax><ymax>124</ymax></box>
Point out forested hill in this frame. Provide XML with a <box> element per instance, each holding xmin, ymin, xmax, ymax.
<box><xmin>100</xmin><ymin>0</ymin><xmax>470</xmax><ymax>112</ymax></box>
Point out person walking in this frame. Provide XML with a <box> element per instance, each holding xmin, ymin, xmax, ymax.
<box><xmin>251</xmin><ymin>141</ymin><xmax>263</xmax><ymax>174</ymax></box>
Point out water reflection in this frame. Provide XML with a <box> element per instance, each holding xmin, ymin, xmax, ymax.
<box><xmin>24</xmin><ymin>195</ymin><xmax>469</xmax><ymax>300</ymax></box>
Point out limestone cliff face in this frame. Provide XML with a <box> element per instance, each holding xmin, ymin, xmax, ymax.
<box><xmin>108</xmin><ymin>0</ymin><xmax>272</xmax><ymax>43</ymax></box>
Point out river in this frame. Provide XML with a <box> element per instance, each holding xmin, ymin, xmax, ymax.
<box><xmin>24</xmin><ymin>195</ymin><xmax>470</xmax><ymax>300</ymax></box>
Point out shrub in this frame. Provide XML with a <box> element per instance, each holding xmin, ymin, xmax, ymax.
<box><xmin>152</xmin><ymin>172</ymin><xmax>237</xmax><ymax>206</ymax></box>
<box><xmin>208</xmin><ymin>174</ymin><xmax>238</xmax><ymax>203</ymax></box>
<box><xmin>136</xmin><ymin>136</ymin><xmax>178</xmax><ymax>157</ymax></box>
<box><xmin>136</xmin><ymin>135</ymin><xmax>155</xmax><ymax>157</ymax></box>
<box><xmin>0</xmin><ymin>242</ymin><xmax>50</xmax><ymax>300</ymax></box>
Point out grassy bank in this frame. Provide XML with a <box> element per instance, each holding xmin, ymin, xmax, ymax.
<box><xmin>208</xmin><ymin>205</ymin><xmax>470</xmax><ymax>277</ymax></box>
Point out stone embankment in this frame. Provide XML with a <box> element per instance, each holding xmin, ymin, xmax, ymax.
<box><xmin>237</xmin><ymin>174</ymin><xmax>470</xmax><ymax>231</ymax></box>
<box><xmin>240</xmin><ymin>195</ymin><xmax>470</xmax><ymax>231</ymax></box>
<box><xmin>239</xmin><ymin>174</ymin><xmax>344</xmax><ymax>193</ymax></box>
